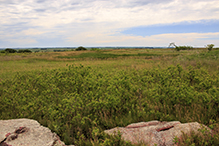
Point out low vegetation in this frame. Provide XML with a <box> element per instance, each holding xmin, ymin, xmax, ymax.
<box><xmin>0</xmin><ymin>48</ymin><xmax>32</xmax><ymax>53</ymax></box>
<box><xmin>175</xmin><ymin>46</ymin><xmax>194</xmax><ymax>51</ymax></box>
<box><xmin>57</xmin><ymin>52</ymin><xmax>167</xmax><ymax>60</ymax></box>
<box><xmin>90</xmin><ymin>48</ymin><xmax>101</xmax><ymax>51</ymax></box>
<box><xmin>17</xmin><ymin>49</ymin><xmax>32</xmax><ymax>53</ymax></box>
<box><xmin>0</xmin><ymin>48</ymin><xmax>218</xmax><ymax>145</ymax></box>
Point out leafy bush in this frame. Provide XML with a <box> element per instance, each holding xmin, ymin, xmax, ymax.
<box><xmin>5</xmin><ymin>48</ymin><xmax>17</xmax><ymax>53</ymax></box>
<box><xmin>76</xmin><ymin>46</ymin><xmax>87</xmax><ymax>51</ymax></box>
<box><xmin>175</xmin><ymin>46</ymin><xmax>194</xmax><ymax>51</ymax></box>
<box><xmin>206</xmin><ymin>44</ymin><xmax>214</xmax><ymax>51</ymax></box>
<box><xmin>17</xmin><ymin>49</ymin><xmax>32</xmax><ymax>53</ymax></box>
<box><xmin>0</xmin><ymin>64</ymin><xmax>218</xmax><ymax>145</ymax></box>
<box><xmin>0</xmin><ymin>50</ymin><xmax>6</xmax><ymax>53</ymax></box>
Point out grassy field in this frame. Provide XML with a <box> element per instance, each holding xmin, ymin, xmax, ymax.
<box><xmin>1</xmin><ymin>48</ymin><xmax>214</xmax><ymax>80</ymax></box>
<box><xmin>0</xmin><ymin>48</ymin><xmax>219</xmax><ymax>145</ymax></box>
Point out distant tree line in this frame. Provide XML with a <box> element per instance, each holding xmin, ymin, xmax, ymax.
<box><xmin>0</xmin><ymin>48</ymin><xmax>32</xmax><ymax>53</ymax></box>
<box><xmin>53</xmin><ymin>50</ymin><xmax>68</xmax><ymax>52</ymax></box>
<box><xmin>17</xmin><ymin>49</ymin><xmax>32</xmax><ymax>53</ymax></box>
<box><xmin>169</xmin><ymin>42</ymin><xmax>216</xmax><ymax>51</ymax></box>
<box><xmin>175</xmin><ymin>46</ymin><xmax>194</xmax><ymax>51</ymax></box>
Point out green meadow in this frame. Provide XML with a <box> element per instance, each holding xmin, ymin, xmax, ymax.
<box><xmin>0</xmin><ymin>48</ymin><xmax>219</xmax><ymax>145</ymax></box>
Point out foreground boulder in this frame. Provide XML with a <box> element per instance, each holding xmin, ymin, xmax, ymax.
<box><xmin>104</xmin><ymin>120</ymin><xmax>211</xmax><ymax>146</ymax></box>
<box><xmin>0</xmin><ymin>118</ymin><xmax>74</xmax><ymax>146</ymax></box>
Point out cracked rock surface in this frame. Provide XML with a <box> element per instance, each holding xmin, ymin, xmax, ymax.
<box><xmin>104</xmin><ymin>120</ymin><xmax>211</xmax><ymax>146</ymax></box>
<box><xmin>0</xmin><ymin>118</ymin><xmax>74</xmax><ymax>146</ymax></box>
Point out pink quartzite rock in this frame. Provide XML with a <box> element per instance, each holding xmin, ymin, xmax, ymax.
<box><xmin>0</xmin><ymin>118</ymin><xmax>74</xmax><ymax>146</ymax></box>
<box><xmin>104</xmin><ymin>120</ymin><xmax>212</xmax><ymax>146</ymax></box>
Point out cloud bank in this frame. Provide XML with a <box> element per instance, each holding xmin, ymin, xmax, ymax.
<box><xmin>0</xmin><ymin>0</ymin><xmax>218</xmax><ymax>47</ymax></box>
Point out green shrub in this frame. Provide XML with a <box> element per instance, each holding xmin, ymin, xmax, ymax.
<box><xmin>206</xmin><ymin>44</ymin><xmax>214</xmax><ymax>51</ymax></box>
<box><xmin>76</xmin><ymin>46</ymin><xmax>87</xmax><ymax>51</ymax></box>
<box><xmin>175</xmin><ymin>46</ymin><xmax>194</xmax><ymax>51</ymax></box>
<box><xmin>5</xmin><ymin>48</ymin><xmax>17</xmax><ymax>53</ymax></box>
<box><xmin>17</xmin><ymin>49</ymin><xmax>32</xmax><ymax>53</ymax></box>
<box><xmin>0</xmin><ymin>64</ymin><xmax>218</xmax><ymax>145</ymax></box>
<box><xmin>0</xmin><ymin>50</ymin><xmax>6</xmax><ymax>53</ymax></box>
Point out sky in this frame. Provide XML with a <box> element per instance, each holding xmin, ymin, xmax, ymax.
<box><xmin>0</xmin><ymin>0</ymin><xmax>219</xmax><ymax>48</ymax></box>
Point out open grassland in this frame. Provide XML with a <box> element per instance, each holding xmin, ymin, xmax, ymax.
<box><xmin>0</xmin><ymin>49</ymin><xmax>173</xmax><ymax>80</ymax></box>
<box><xmin>1</xmin><ymin>48</ymin><xmax>216</xmax><ymax>80</ymax></box>
<box><xmin>0</xmin><ymin>48</ymin><xmax>219</xmax><ymax>145</ymax></box>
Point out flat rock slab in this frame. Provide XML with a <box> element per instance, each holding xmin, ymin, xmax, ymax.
<box><xmin>0</xmin><ymin>118</ymin><xmax>73</xmax><ymax>146</ymax></box>
<box><xmin>104</xmin><ymin>120</ymin><xmax>211</xmax><ymax>146</ymax></box>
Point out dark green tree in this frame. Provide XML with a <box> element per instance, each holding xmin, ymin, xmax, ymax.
<box><xmin>76</xmin><ymin>46</ymin><xmax>87</xmax><ymax>51</ymax></box>
<box><xmin>17</xmin><ymin>49</ymin><xmax>32</xmax><ymax>53</ymax></box>
<box><xmin>206</xmin><ymin>44</ymin><xmax>214</xmax><ymax>51</ymax></box>
<box><xmin>5</xmin><ymin>48</ymin><xmax>17</xmax><ymax>53</ymax></box>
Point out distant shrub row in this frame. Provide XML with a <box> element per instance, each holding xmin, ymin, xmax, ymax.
<box><xmin>0</xmin><ymin>48</ymin><xmax>32</xmax><ymax>53</ymax></box>
<box><xmin>175</xmin><ymin>46</ymin><xmax>194</xmax><ymax>51</ymax></box>
<box><xmin>173</xmin><ymin>44</ymin><xmax>215</xmax><ymax>52</ymax></box>
<box><xmin>53</xmin><ymin>50</ymin><xmax>68</xmax><ymax>52</ymax></box>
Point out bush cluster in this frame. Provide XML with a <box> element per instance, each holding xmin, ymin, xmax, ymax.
<box><xmin>175</xmin><ymin>46</ymin><xmax>194</xmax><ymax>51</ymax></box>
<box><xmin>17</xmin><ymin>49</ymin><xmax>32</xmax><ymax>53</ymax></box>
<box><xmin>0</xmin><ymin>48</ymin><xmax>32</xmax><ymax>53</ymax></box>
<box><xmin>76</xmin><ymin>46</ymin><xmax>87</xmax><ymax>51</ymax></box>
<box><xmin>206</xmin><ymin>44</ymin><xmax>214</xmax><ymax>51</ymax></box>
<box><xmin>0</xmin><ymin>65</ymin><xmax>218</xmax><ymax>145</ymax></box>
<box><xmin>5</xmin><ymin>48</ymin><xmax>17</xmax><ymax>53</ymax></box>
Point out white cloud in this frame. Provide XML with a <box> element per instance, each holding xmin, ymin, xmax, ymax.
<box><xmin>0</xmin><ymin>0</ymin><xmax>219</xmax><ymax>47</ymax></box>
<box><xmin>21</xmin><ymin>29</ymin><xmax>48</xmax><ymax>36</ymax></box>
<box><xmin>8</xmin><ymin>38</ymin><xmax>37</xmax><ymax>45</ymax></box>
<box><xmin>66</xmin><ymin>30</ymin><xmax>219</xmax><ymax>47</ymax></box>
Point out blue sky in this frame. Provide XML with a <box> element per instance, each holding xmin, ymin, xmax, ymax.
<box><xmin>122</xmin><ymin>20</ymin><xmax>219</xmax><ymax>37</ymax></box>
<box><xmin>0</xmin><ymin>0</ymin><xmax>219</xmax><ymax>48</ymax></box>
